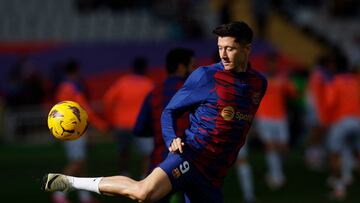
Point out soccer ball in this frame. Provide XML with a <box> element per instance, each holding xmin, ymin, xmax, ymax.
<box><xmin>47</xmin><ymin>101</ymin><xmax>88</xmax><ymax>141</ymax></box>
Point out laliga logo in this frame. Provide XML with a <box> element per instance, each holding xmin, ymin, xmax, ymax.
<box><xmin>221</xmin><ymin>106</ymin><xmax>235</xmax><ymax>121</ymax></box>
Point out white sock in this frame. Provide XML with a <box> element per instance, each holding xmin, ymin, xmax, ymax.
<box><xmin>68</xmin><ymin>176</ymin><xmax>103</xmax><ymax>194</ymax></box>
<box><xmin>236</xmin><ymin>163</ymin><xmax>254</xmax><ymax>202</ymax></box>
<box><xmin>341</xmin><ymin>149</ymin><xmax>354</xmax><ymax>184</ymax></box>
<box><xmin>266</xmin><ymin>151</ymin><xmax>284</xmax><ymax>182</ymax></box>
<box><xmin>333</xmin><ymin>178</ymin><xmax>345</xmax><ymax>191</ymax></box>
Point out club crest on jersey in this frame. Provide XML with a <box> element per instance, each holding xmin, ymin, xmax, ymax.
<box><xmin>221</xmin><ymin>106</ymin><xmax>235</xmax><ymax>121</ymax></box>
<box><xmin>172</xmin><ymin>168</ymin><xmax>181</xmax><ymax>179</ymax></box>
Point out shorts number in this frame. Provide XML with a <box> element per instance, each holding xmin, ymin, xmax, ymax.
<box><xmin>179</xmin><ymin>161</ymin><xmax>190</xmax><ymax>174</ymax></box>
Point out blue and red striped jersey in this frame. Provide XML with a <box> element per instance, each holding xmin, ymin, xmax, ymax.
<box><xmin>161</xmin><ymin>62</ymin><xmax>267</xmax><ymax>186</ymax></box>
<box><xmin>134</xmin><ymin>76</ymin><xmax>189</xmax><ymax>170</ymax></box>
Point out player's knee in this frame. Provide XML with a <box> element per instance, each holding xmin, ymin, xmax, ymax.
<box><xmin>132</xmin><ymin>185</ymin><xmax>147</xmax><ymax>202</ymax></box>
<box><xmin>135</xmin><ymin>181</ymin><xmax>154</xmax><ymax>202</ymax></box>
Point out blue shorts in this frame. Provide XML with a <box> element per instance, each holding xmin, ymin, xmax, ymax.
<box><xmin>159</xmin><ymin>152</ymin><xmax>223</xmax><ymax>203</ymax></box>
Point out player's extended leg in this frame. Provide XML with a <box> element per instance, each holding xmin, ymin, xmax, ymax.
<box><xmin>99</xmin><ymin>168</ymin><xmax>171</xmax><ymax>201</ymax></box>
<box><xmin>42</xmin><ymin>167</ymin><xmax>172</xmax><ymax>202</ymax></box>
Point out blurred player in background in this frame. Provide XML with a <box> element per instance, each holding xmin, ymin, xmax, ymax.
<box><xmin>103</xmin><ymin>57</ymin><xmax>154</xmax><ymax>176</ymax></box>
<box><xmin>42</xmin><ymin>21</ymin><xmax>267</xmax><ymax>203</ymax></box>
<box><xmin>52</xmin><ymin>58</ymin><xmax>108</xmax><ymax>203</ymax></box>
<box><xmin>324</xmin><ymin>54</ymin><xmax>360</xmax><ymax>200</ymax></box>
<box><xmin>304</xmin><ymin>53</ymin><xmax>336</xmax><ymax>171</ymax></box>
<box><xmin>134</xmin><ymin>47</ymin><xmax>195</xmax><ymax>203</ymax></box>
<box><xmin>255</xmin><ymin>54</ymin><xmax>296</xmax><ymax>190</ymax></box>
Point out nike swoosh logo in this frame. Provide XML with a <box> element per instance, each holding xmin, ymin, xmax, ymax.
<box><xmin>48</xmin><ymin>175</ymin><xmax>60</xmax><ymax>190</ymax></box>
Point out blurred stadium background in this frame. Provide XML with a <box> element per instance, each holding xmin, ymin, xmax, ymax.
<box><xmin>0</xmin><ymin>0</ymin><xmax>359</xmax><ymax>202</ymax></box>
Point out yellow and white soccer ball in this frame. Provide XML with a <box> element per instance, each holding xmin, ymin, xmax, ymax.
<box><xmin>47</xmin><ymin>101</ymin><xmax>88</xmax><ymax>141</ymax></box>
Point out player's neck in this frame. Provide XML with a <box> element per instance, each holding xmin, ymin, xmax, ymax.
<box><xmin>234</xmin><ymin>63</ymin><xmax>248</xmax><ymax>73</ymax></box>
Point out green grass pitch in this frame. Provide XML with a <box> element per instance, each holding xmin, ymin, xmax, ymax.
<box><xmin>0</xmin><ymin>141</ymin><xmax>359</xmax><ymax>203</ymax></box>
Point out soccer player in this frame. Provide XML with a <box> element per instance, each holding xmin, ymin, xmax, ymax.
<box><xmin>304</xmin><ymin>54</ymin><xmax>335</xmax><ymax>170</ymax></box>
<box><xmin>325</xmin><ymin>65</ymin><xmax>360</xmax><ymax>200</ymax></box>
<box><xmin>134</xmin><ymin>48</ymin><xmax>194</xmax><ymax>171</ymax></box>
<box><xmin>42</xmin><ymin>21</ymin><xmax>267</xmax><ymax>203</ymax></box>
<box><xmin>103</xmin><ymin>57</ymin><xmax>154</xmax><ymax>176</ymax></box>
<box><xmin>52</xmin><ymin>59</ymin><xmax>108</xmax><ymax>203</ymax></box>
<box><xmin>255</xmin><ymin>54</ymin><xmax>296</xmax><ymax>189</ymax></box>
<box><xmin>133</xmin><ymin>48</ymin><xmax>195</xmax><ymax>202</ymax></box>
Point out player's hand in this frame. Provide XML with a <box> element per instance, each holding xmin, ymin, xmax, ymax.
<box><xmin>169</xmin><ymin>138</ymin><xmax>185</xmax><ymax>153</ymax></box>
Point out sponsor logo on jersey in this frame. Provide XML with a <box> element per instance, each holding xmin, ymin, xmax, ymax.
<box><xmin>235</xmin><ymin>112</ymin><xmax>253</xmax><ymax>122</ymax></box>
<box><xmin>172</xmin><ymin>168</ymin><xmax>181</xmax><ymax>179</ymax></box>
<box><xmin>221</xmin><ymin>106</ymin><xmax>235</xmax><ymax>121</ymax></box>
<box><xmin>221</xmin><ymin>106</ymin><xmax>253</xmax><ymax>122</ymax></box>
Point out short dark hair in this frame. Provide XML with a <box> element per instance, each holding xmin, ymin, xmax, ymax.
<box><xmin>132</xmin><ymin>57</ymin><xmax>148</xmax><ymax>75</ymax></box>
<box><xmin>166</xmin><ymin>48</ymin><xmax>194</xmax><ymax>74</ymax></box>
<box><xmin>64</xmin><ymin>58</ymin><xmax>79</xmax><ymax>75</ymax></box>
<box><xmin>212</xmin><ymin>21</ymin><xmax>253</xmax><ymax>45</ymax></box>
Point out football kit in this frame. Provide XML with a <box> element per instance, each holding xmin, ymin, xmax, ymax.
<box><xmin>160</xmin><ymin>62</ymin><xmax>267</xmax><ymax>202</ymax></box>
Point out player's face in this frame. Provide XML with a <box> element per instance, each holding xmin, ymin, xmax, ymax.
<box><xmin>218</xmin><ymin>36</ymin><xmax>251</xmax><ymax>72</ymax></box>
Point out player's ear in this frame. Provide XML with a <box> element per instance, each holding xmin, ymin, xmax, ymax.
<box><xmin>242</xmin><ymin>43</ymin><xmax>252</xmax><ymax>55</ymax></box>
<box><xmin>245</xmin><ymin>43</ymin><xmax>252</xmax><ymax>52</ymax></box>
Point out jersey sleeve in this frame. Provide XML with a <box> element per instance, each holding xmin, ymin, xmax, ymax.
<box><xmin>161</xmin><ymin>67</ymin><xmax>210</xmax><ymax>148</ymax></box>
<box><xmin>133</xmin><ymin>92</ymin><xmax>153</xmax><ymax>137</ymax></box>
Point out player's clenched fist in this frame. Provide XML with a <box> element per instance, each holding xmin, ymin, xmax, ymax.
<box><xmin>169</xmin><ymin>138</ymin><xmax>185</xmax><ymax>153</ymax></box>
